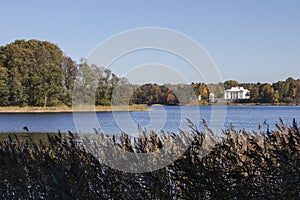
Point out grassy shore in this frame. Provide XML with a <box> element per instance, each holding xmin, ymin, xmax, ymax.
<box><xmin>0</xmin><ymin>104</ymin><xmax>149</xmax><ymax>113</ymax></box>
<box><xmin>0</xmin><ymin>103</ymin><xmax>298</xmax><ymax>113</ymax></box>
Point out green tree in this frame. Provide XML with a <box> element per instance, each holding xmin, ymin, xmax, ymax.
<box><xmin>0</xmin><ymin>67</ymin><xmax>9</xmax><ymax>105</ymax></box>
<box><xmin>9</xmin><ymin>68</ymin><xmax>26</xmax><ymax>106</ymax></box>
<box><xmin>62</xmin><ymin>56</ymin><xmax>78</xmax><ymax>106</ymax></box>
<box><xmin>250</xmin><ymin>86</ymin><xmax>259</xmax><ymax>102</ymax></box>
<box><xmin>74</xmin><ymin>59</ymin><xmax>98</xmax><ymax>105</ymax></box>
<box><xmin>95</xmin><ymin>68</ymin><xmax>115</xmax><ymax>106</ymax></box>
<box><xmin>33</xmin><ymin>42</ymin><xmax>64</xmax><ymax>106</ymax></box>
<box><xmin>287</xmin><ymin>77</ymin><xmax>297</xmax><ymax>98</ymax></box>
<box><xmin>216</xmin><ymin>83</ymin><xmax>225</xmax><ymax>98</ymax></box>
<box><xmin>272</xmin><ymin>90</ymin><xmax>280</xmax><ymax>103</ymax></box>
<box><xmin>272</xmin><ymin>81</ymin><xmax>284</xmax><ymax>102</ymax></box>
<box><xmin>259</xmin><ymin>84</ymin><xmax>272</xmax><ymax>103</ymax></box>
<box><xmin>111</xmin><ymin>78</ymin><xmax>133</xmax><ymax>105</ymax></box>
<box><xmin>296</xmin><ymin>80</ymin><xmax>300</xmax><ymax>100</ymax></box>
<box><xmin>0</xmin><ymin>39</ymin><xmax>65</xmax><ymax>106</ymax></box>
<box><xmin>132</xmin><ymin>87</ymin><xmax>147</xmax><ymax>104</ymax></box>
<box><xmin>224</xmin><ymin>80</ymin><xmax>239</xmax><ymax>90</ymax></box>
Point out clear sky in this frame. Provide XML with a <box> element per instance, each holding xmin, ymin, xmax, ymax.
<box><xmin>1</xmin><ymin>0</ymin><xmax>300</xmax><ymax>83</ymax></box>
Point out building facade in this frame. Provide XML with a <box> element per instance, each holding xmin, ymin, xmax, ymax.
<box><xmin>224</xmin><ymin>87</ymin><xmax>250</xmax><ymax>100</ymax></box>
<box><xmin>209</xmin><ymin>93</ymin><xmax>215</xmax><ymax>102</ymax></box>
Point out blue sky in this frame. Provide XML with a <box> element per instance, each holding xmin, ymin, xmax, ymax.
<box><xmin>1</xmin><ymin>0</ymin><xmax>300</xmax><ymax>83</ymax></box>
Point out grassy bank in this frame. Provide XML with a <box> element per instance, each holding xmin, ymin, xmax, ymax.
<box><xmin>0</xmin><ymin>104</ymin><xmax>149</xmax><ymax>113</ymax></box>
<box><xmin>0</xmin><ymin>103</ymin><xmax>299</xmax><ymax>113</ymax></box>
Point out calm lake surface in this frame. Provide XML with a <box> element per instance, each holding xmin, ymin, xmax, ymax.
<box><xmin>0</xmin><ymin>106</ymin><xmax>299</xmax><ymax>134</ymax></box>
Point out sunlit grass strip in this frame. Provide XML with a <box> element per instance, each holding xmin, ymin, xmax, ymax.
<box><xmin>0</xmin><ymin>104</ymin><xmax>149</xmax><ymax>113</ymax></box>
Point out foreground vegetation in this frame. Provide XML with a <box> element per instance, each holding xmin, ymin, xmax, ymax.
<box><xmin>0</xmin><ymin>119</ymin><xmax>299</xmax><ymax>199</ymax></box>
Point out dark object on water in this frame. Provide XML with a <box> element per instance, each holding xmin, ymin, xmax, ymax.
<box><xmin>292</xmin><ymin>118</ymin><xmax>299</xmax><ymax>135</ymax></box>
<box><xmin>258</xmin><ymin>123</ymin><xmax>262</xmax><ymax>130</ymax></box>
<box><xmin>23</xmin><ymin>126</ymin><xmax>29</xmax><ymax>132</ymax></box>
<box><xmin>93</xmin><ymin>128</ymin><xmax>99</xmax><ymax>134</ymax></box>
<box><xmin>263</xmin><ymin>120</ymin><xmax>270</xmax><ymax>134</ymax></box>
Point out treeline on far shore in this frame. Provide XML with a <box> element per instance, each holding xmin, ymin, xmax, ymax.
<box><xmin>0</xmin><ymin>119</ymin><xmax>299</xmax><ymax>199</ymax></box>
<box><xmin>1</xmin><ymin>39</ymin><xmax>300</xmax><ymax>107</ymax></box>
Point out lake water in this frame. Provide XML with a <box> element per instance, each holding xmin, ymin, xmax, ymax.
<box><xmin>0</xmin><ymin>106</ymin><xmax>299</xmax><ymax>134</ymax></box>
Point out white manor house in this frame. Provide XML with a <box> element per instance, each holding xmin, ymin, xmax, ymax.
<box><xmin>224</xmin><ymin>87</ymin><xmax>250</xmax><ymax>100</ymax></box>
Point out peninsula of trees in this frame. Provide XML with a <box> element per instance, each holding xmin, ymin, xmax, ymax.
<box><xmin>0</xmin><ymin>39</ymin><xmax>299</xmax><ymax>107</ymax></box>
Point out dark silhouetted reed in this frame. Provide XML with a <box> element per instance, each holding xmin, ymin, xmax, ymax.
<box><xmin>0</xmin><ymin>119</ymin><xmax>299</xmax><ymax>199</ymax></box>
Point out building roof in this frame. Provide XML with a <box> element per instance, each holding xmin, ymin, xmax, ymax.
<box><xmin>225</xmin><ymin>87</ymin><xmax>250</xmax><ymax>92</ymax></box>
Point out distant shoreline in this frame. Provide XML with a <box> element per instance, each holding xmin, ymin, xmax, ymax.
<box><xmin>223</xmin><ymin>102</ymin><xmax>300</xmax><ymax>106</ymax></box>
<box><xmin>0</xmin><ymin>105</ymin><xmax>150</xmax><ymax>113</ymax></box>
<box><xmin>184</xmin><ymin>101</ymin><xmax>300</xmax><ymax>107</ymax></box>
<box><xmin>0</xmin><ymin>103</ymin><xmax>299</xmax><ymax>113</ymax></box>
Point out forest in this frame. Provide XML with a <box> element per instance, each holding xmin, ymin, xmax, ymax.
<box><xmin>0</xmin><ymin>39</ymin><xmax>300</xmax><ymax>107</ymax></box>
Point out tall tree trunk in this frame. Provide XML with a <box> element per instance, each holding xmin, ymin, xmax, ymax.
<box><xmin>44</xmin><ymin>94</ymin><xmax>47</xmax><ymax>107</ymax></box>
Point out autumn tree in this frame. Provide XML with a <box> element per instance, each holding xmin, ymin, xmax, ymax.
<box><xmin>166</xmin><ymin>90</ymin><xmax>179</xmax><ymax>105</ymax></box>
<box><xmin>199</xmin><ymin>84</ymin><xmax>209</xmax><ymax>100</ymax></box>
